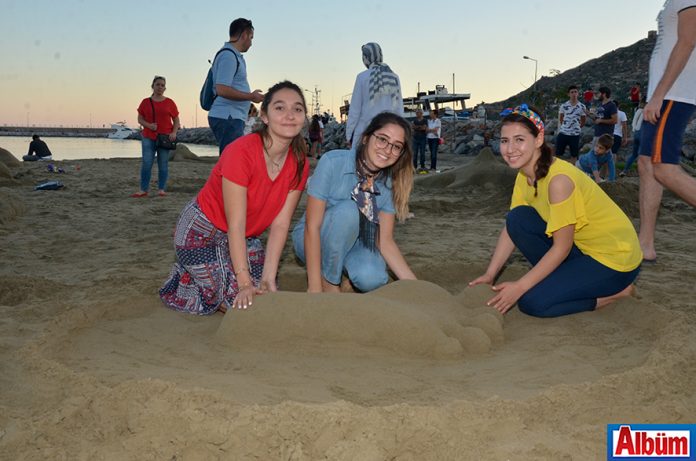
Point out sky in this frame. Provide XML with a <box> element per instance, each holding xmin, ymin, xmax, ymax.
<box><xmin>0</xmin><ymin>0</ymin><xmax>661</xmax><ymax>129</ymax></box>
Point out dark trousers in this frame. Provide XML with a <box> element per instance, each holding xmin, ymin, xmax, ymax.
<box><xmin>427</xmin><ymin>138</ymin><xmax>439</xmax><ymax>170</ymax></box>
<box><xmin>506</xmin><ymin>206</ymin><xmax>640</xmax><ymax>318</ymax></box>
<box><xmin>555</xmin><ymin>133</ymin><xmax>580</xmax><ymax>158</ymax></box>
<box><xmin>413</xmin><ymin>137</ymin><xmax>427</xmax><ymax>169</ymax></box>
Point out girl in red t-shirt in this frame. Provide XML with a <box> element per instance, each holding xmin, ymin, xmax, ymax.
<box><xmin>132</xmin><ymin>76</ymin><xmax>180</xmax><ymax>198</ymax></box>
<box><xmin>160</xmin><ymin>81</ymin><xmax>309</xmax><ymax>315</ymax></box>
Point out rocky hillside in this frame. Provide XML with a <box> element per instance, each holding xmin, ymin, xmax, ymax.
<box><xmin>495</xmin><ymin>33</ymin><xmax>656</xmax><ymax>112</ymax></box>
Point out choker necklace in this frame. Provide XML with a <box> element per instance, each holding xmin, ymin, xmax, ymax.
<box><xmin>263</xmin><ymin>144</ymin><xmax>284</xmax><ymax>173</ymax></box>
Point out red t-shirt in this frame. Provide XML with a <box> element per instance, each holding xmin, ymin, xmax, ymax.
<box><xmin>630</xmin><ymin>86</ymin><xmax>640</xmax><ymax>102</ymax></box>
<box><xmin>197</xmin><ymin>133</ymin><xmax>309</xmax><ymax>236</ymax></box>
<box><xmin>137</xmin><ymin>97</ymin><xmax>179</xmax><ymax>140</ymax></box>
<box><xmin>583</xmin><ymin>90</ymin><xmax>594</xmax><ymax>104</ymax></box>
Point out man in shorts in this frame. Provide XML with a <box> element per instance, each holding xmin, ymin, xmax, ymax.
<box><xmin>638</xmin><ymin>0</ymin><xmax>696</xmax><ymax>262</ymax></box>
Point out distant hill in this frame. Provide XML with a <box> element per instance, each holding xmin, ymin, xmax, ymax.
<box><xmin>493</xmin><ymin>33</ymin><xmax>656</xmax><ymax>112</ymax></box>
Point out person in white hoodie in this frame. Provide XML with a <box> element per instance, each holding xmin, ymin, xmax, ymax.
<box><xmin>345</xmin><ymin>42</ymin><xmax>403</xmax><ymax>147</ymax></box>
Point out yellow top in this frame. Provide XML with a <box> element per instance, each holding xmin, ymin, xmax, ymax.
<box><xmin>510</xmin><ymin>159</ymin><xmax>642</xmax><ymax>272</ymax></box>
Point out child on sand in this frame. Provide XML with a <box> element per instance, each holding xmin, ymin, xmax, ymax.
<box><xmin>576</xmin><ymin>134</ymin><xmax>615</xmax><ymax>183</ymax></box>
<box><xmin>469</xmin><ymin>104</ymin><xmax>641</xmax><ymax>317</ymax></box>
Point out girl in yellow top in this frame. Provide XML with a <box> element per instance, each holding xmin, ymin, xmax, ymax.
<box><xmin>470</xmin><ymin>104</ymin><xmax>642</xmax><ymax>317</ymax></box>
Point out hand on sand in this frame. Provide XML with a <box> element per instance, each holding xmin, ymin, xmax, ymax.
<box><xmin>232</xmin><ymin>285</ymin><xmax>256</xmax><ymax>310</ymax></box>
<box><xmin>469</xmin><ymin>273</ymin><xmax>495</xmax><ymax>287</ymax></box>
<box><xmin>487</xmin><ymin>281</ymin><xmax>526</xmax><ymax>314</ymax></box>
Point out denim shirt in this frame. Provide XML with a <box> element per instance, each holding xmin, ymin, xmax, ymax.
<box><xmin>209</xmin><ymin>42</ymin><xmax>251</xmax><ymax>121</ymax></box>
<box><xmin>295</xmin><ymin>149</ymin><xmax>395</xmax><ymax>230</ymax></box>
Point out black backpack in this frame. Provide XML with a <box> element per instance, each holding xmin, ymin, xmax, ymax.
<box><xmin>199</xmin><ymin>48</ymin><xmax>239</xmax><ymax>111</ymax></box>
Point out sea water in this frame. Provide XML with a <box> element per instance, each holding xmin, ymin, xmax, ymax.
<box><xmin>0</xmin><ymin>136</ymin><xmax>219</xmax><ymax>161</ymax></box>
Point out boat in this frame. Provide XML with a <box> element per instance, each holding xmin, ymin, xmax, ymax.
<box><xmin>107</xmin><ymin>122</ymin><xmax>137</xmax><ymax>139</ymax></box>
<box><xmin>403</xmin><ymin>86</ymin><xmax>471</xmax><ymax>120</ymax></box>
<box><xmin>338</xmin><ymin>85</ymin><xmax>471</xmax><ymax>122</ymax></box>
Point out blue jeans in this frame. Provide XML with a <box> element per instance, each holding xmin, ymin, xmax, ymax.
<box><xmin>427</xmin><ymin>137</ymin><xmax>439</xmax><ymax>170</ymax></box>
<box><xmin>292</xmin><ymin>200</ymin><xmax>388</xmax><ymax>292</ymax></box>
<box><xmin>208</xmin><ymin>116</ymin><xmax>244</xmax><ymax>154</ymax></box>
<box><xmin>623</xmin><ymin>129</ymin><xmax>640</xmax><ymax>172</ymax></box>
<box><xmin>413</xmin><ymin>137</ymin><xmax>427</xmax><ymax>168</ymax></box>
<box><xmin>506</xmin><ymin>206</ymin><xmax>640</xmax><ymax>317</ymax></box>
<box><xmin>140</xmin><ymin>137</ymin><xmax>169</xmax><ymax>192</ymax></box>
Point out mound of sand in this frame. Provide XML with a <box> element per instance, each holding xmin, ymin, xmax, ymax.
<box><xmin>216</xmin><ymin>281</ymin><xmax>503</xmax><ymax>358</ymax></box>
<box><xmin>0</xmin><ymin>147</ymin><xmax>22</xmax><ymax>168</ymax></box>
<box><xmin>417</xmin><ymin>147</ymin><xmax>516</xmax><ymax>192</ymax></box>
<box><xmin>600</xmin><ymin>181</ymin><xmax>640</xmax><ymax>218</ymax></box>
<box><xmin>0</xmin><ymin>188</ymin><xmax>26</xmax><ymax>225</ymax></box>
<box><xmin>169</xmin><ymin>144</ymin><xmax>200</xmax><ymax>161</ymax></box>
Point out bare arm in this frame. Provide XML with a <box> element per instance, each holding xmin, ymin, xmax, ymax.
<box><xmin>215</xmin><ymin>84</ymin><xmax>264</xmax><ymax>104</ymax></box>
<box><xmin>644</xmin><ymin>7</ymin><xmax>696</xmax><ymax>123</ymax></box>
<box><xmin>138</xmin><ymin>113</ymin><xmax>156</xmax><ymax>131</ymax></box>
<box><xmin>469</xmin><ymin>225</ymin><xmax>516</xmax><ymax>286</ymax></box>
<box><xmin>304</xmin><ymin>196</ymin><xmax>327</xmax><ymax>292</ymax></box>
<box><xmin>487</xmin><ymin>175</ymin><xmax>576</xmax><ymax>313</ymax></box>
<box><xmin>378</xmin><ymin>212</ymin><xmax>417</xmax><ymax>280</ymax></box>
<box><xmin>222</xmin><ymin>178</ymin><xmax>255</xmax><ymax>309</ymax></box>
<box><xmin>170</xmin><ymin>116</ymin><xmax>180</xmax><ymax>140</ymax></box>
<box><xmin>261</xmin><ymin>190</ymin><xmax>304</xmax><ymax>292</ymax></box>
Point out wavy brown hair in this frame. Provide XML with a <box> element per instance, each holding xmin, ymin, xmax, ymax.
<box><xmin>501</xmin><ymin>107</ymin><xmax>552</xmax><ymax>197</ymax></box>
<box><xmin>256</xmin><ymin>81</ymin><xmax>308</xmax><ymax>188</ymax></box>
<box><xmin>355</xmin><ymin>112</ymin><xmax>414</xmax><ymax>221</ymax></box>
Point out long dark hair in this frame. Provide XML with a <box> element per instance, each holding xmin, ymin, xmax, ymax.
<box><xmin>355</xmin><ymin>112</ymin><xmax>414</xmax><ymax>221</ymax></box>
<box><xmin>501</xmin><ymin>107</ymin><xmax>552</xmax><ymax>197</ymax></box>
<box><xmin>257</xmin><ymin>80</ymin><xmax>308</xmax><ymax>188</ymax></box>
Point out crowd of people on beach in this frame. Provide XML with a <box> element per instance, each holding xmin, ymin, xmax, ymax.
<box><xmin>100</xmin><ymin>0</ymin><xmax>696</xmax><ymax>320</ymax></box>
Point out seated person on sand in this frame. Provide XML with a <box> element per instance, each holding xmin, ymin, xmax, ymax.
<box><xmin>292</xmin><ymin>112</ymin><xmax>417</xmax><ymax>293</ymax></box>
<box><xmin>23</xmin><ymin>135</ymin><xmax>53</xmax><ymax>161</ymax></box>
<box><xmin>575</xmin><ymin>133</ymin><xmax>616</xmax><ymax>183</ymax></box>
<box><xmin>469</xmin><ymin>104</ymin><xmax>642</xmax><ymax>318</ymax></box>
<box><xmin>159</xmin><ymin>81</ymin><xmax>310</xmax><ymax>314</ymax></box>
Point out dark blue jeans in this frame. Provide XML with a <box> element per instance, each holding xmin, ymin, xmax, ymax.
<box><xmin>427</xmin><ymin>137</ymin><xmax>439</xmax><ymax>170</ymax></box>
<box><xmin>555</xmin><ymin>133</ymin><xmax>580</xmax><ymax>158</ymax></box>
<box><xmin>506</xmin><ymin>206</ymin><xmax>640</xmax><ymax>317</ymax></box>
<box><xmin>208</xmin><ymin>116</ymin><xmax>245</xmax><ymax>155</ymax></box>
<box><xmin>413</xmin><ymin>137</ymin><xmax>427</xmax><ymax>169</ymax></box>
<box><xmin>623</xmin><ymin>129</ymin><xmax>640</xmax><ymax>172</ymax></box>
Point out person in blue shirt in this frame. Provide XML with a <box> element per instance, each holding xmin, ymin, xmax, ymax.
<box><xmin>293</xmin><ymin>112</ymin><xmax>417</xmax><ymax>293</ymax></box>
<box><xmin>208</xmin><ymin>18</ymin><xmax>265</xmax><ymax>154</ymax></box>
<box><xmin>576</xmin><ymin>134</ymin><xmax>615</xmax><ymax>182</ymax></box>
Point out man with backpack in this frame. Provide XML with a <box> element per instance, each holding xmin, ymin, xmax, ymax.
<box><xmin>207</xmin><ymin>18</ymin><xmax>264</xmax><ymax>154</ymax></box>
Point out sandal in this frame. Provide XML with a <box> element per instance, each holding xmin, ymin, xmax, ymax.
<box><xmin>158</xmin><ymin>191</ymin><xmax>167</xmax><ymax>197</ymax></box>
<box><xmin>130</xmin><ymin>191</ymin><xmax>148</xmax><ymax>198</ymax></box>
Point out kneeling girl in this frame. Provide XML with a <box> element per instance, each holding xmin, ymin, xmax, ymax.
<box><xmin>470</xmin><ymin>105</ymin><xmax>642</xmax><ymax>317</ymax></box>
<box><xmin>293</xmin><ymin>112</ymin><xmax>417</xmax><ymax>293</ymax></box>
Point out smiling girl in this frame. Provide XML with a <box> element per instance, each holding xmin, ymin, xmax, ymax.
<box><xmin>160</xmin><ymin>81</ymin><xmax>309</xmax><ymax>314</ymax></box>
<box><xmin>293</xmin><ymin>112</ymin><xmax>417</xmax><ymax>293</ymax></box>
<box><xmin>470</xmin><ymin>105</ymin><xmax>642</xmax><ymax>317</ymax></box>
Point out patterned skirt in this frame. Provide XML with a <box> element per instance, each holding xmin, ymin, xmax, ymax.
<box><xmin>159</xmin><ymin>199</ymin><xmax>265</xmax><ymax>315</ymax></box>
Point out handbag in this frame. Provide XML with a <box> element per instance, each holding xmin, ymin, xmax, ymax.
<box><xmin>149</xmin><ymin>98</ymin><xmax>177</xmax><ymax>150</ymax></box>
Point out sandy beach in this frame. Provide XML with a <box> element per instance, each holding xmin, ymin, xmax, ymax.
<box><xmin>1</xmin><ymin>146</ymin><xmax>695</xmax><ymax>460</ymax></box>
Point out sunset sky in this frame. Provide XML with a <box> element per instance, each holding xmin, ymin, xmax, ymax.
<box><xmin>1</xmin><ymin>0</ymin><xmax>660</xmax><ymax>129</ymax></box>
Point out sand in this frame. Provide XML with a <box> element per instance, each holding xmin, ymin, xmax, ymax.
<box><xmin>1</xmin><ymin>147</ymin><xmax>695</xmax><ymax>460</ymax></box>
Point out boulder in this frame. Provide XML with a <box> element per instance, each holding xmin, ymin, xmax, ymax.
<box><xmin>169</xmin><ymin>144</ymin><xmax>200</xmax><ymax>161</ymax></box>
<box><xmin>0</xmin><ymin>147</ymin><xmax>21</xmax><ymax>168</ymax></box>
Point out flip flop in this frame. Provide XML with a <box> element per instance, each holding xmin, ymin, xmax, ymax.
<box><xmin>130</xmin><ymin>191</ymin><xmax>148</xmax><ymax>198</ymax></box>
<box><xmin>642</xmin><ymin>258</ymin><xmax>657</xmax><ymax>264</ymax></box>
